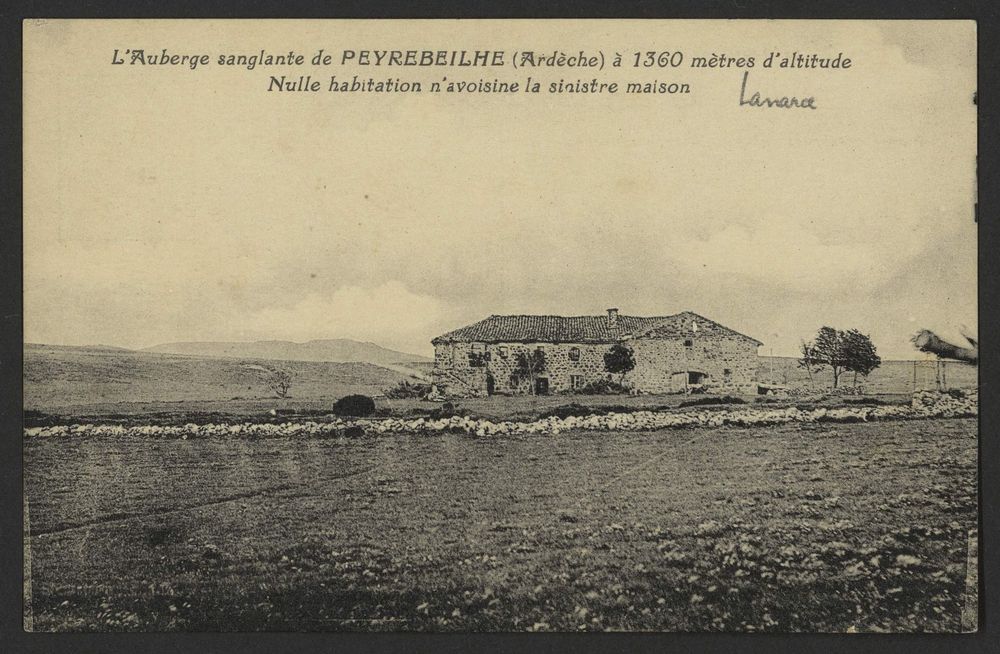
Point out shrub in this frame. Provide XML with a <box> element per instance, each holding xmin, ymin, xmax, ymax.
<box><xmin>331</xmin><ymin>394</ymin><xmax>376</xmax><ymax>417</ymax></box>
<box><xmin>577</xmin><ymin>378</ymin><xmax>628</xmax><ymax>395</ymax></box>
<box><xmin>383</xmin><ymin>380</ymin><xmax>431</xmax><ymax>399</ymax></box>
<box><xmin>678</xmin><ymin>395</ymin><xmax>747</xmax><ymax>408</ymax></box>
<box><xmin>945</xmin><ymin>388</ymin><xmax>968</xmax><ymax>399</ymax></box>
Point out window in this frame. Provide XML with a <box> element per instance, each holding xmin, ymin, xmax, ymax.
<box><xmin>569</xmin><ymin>347</ymin><xmax>581</xmax><ymax>362</ymax></box>
<box><xmin>570</xmin><ymin>374</ymin><xmax>584</xmax><ymax>390</ymax></box>
<box><xmin>498</xmin><ymin>346</ymin><xmax>509</xmax><ymax>359</ymax></box>
<box><xmin>684</xmin><ymin>339</ymin><xmax>693</xmax><ymax>347</ymax></box>
<box><xmin>724</xmin><ymin>368</ymin><xmax>732</xmax><ymax>377</ymax></box>
<box><xmin>468</xmin><ymin>343</ymin><xmax>488</xmax><ymax>367</ymax></box>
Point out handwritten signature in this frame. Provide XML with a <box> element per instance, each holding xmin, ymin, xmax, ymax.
<box><xmin>739</xmin><ymin>71</ymin><xmax>817</xmax><ymax>110</ymax></box>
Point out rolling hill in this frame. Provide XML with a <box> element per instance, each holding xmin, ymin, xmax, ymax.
<box><xmin>142</xmin><ymin>338</ymin><xmax>430</xmax><ymax>364</ymax></box>
<box><xmin>24</xmin><ymin>343</ymin><xmax>977</xmax><ymax>415</ymax></box>
<box><xmin>24</xmin><ymin>344</ymin><xmax>419</xmax><ymax>411</ymax></box>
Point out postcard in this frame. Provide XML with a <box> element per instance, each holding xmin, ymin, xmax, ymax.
<box><xmin>22</xmin><ymin>19</ymin><xmax>977</xmax><ymax>632</ymax></box>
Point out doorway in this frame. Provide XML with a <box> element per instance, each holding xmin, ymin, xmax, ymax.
<box><xmin>671</xmin><ymin>371</ymin><xmax>707</xmax><ymax>392</ymax></box>
<box><xmin>534</xmin><ymin>377</ymin><xmax>549</xmax><ymax>395</ymax></box>
<box><xmin>486</xmin><ymin>373</ymin><xmax>495</xmax><ymax>396</ymax></box>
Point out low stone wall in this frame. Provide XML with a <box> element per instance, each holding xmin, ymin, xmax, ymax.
<box><xmin>24</xmin><ymin>391</ymin><xmax>977</xmax><ymax>440</ymax></box>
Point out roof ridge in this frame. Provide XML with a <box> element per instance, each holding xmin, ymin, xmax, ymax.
<box><xmin>431</xmin><ymin>310</ymin><xmax>762</xmax><ymax>346</ymax></box>
<box><xmin>472</xmin><ymin>312</ymin><xmax>674</xmax><ymax>319</ymax></box>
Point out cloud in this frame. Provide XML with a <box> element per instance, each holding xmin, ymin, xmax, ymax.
<box><xmin>668</xmin><ymin>221</ymin><xmax>926</xmax><ymax>293</ymax></box>
<box><xmin>241</xmin><ymin>281</ymin><xmax>450</xmax><ymax>353</ymax></box>
<box><xmin>22</xmin><ymin>21</ymin><xmax>976</xmax><ymax>361</ymax></box>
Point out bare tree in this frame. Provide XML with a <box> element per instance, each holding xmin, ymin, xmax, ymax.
<box><xmin>797</xmin><ymin>339</ymin><xmax>822</xmax><ymax>388</ymax></box>
<box><xmin>263</xmin><ymin>368</ymin><xmax>293</xmax><ymax>398</ymax></box>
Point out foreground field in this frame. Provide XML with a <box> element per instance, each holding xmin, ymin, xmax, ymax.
<box><xmin>24</xmin><ymin>419</ymin><xmax>977</xmax><ymax>632</ymax></box>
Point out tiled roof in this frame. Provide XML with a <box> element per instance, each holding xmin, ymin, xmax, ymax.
<box><xmin>432</xmin><ymin>311</ymin><xmax>761</xmax><ymax>346</ymax></box>
<box><xmin>633</xmin><ymin>312</ymin><xmax>763</xmax><ymax>344</ymax></box>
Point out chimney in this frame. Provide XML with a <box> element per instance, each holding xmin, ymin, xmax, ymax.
<box><xmin>607</xmin><ymin>308</ymin><xmax>619</xmax><ymax>329</ymax></box>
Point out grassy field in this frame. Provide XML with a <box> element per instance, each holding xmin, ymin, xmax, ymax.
<box><xmin>25</xmin><ymin>345</ymin><xmax>976</xmax><ymax>424</ymax></box>
<box><xmin>757</xmin><ymin>356</ymin><xmax>978</xmax><ymax>393</ymax></box>
<box><xmin>24</xmin><ymin>344</ymin><xmax>417</xmax><ymax>411</ymax></box>
<box><xmin>24</xmin><ymin>418</ymin><xmax>977</xmax><ymax>632</ymax></box>
<box><xmin>25</xmin><ymin>389</ymin><xmax>922</xmax><ymax>428</ymax></box>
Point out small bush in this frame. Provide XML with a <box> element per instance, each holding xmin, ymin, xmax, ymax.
<box><xmin>679</xmin><ymin>395</ymin><xmax>747</xmax><ymax>408</ymax></box>
<box><xmin>332</xmin><ymin>394</ymin><xmax>376</xmax><ymax>417</ymax></box>
<box><xmin>944</xmin><ymin>388</ymin><xmax>968</xmax><ymax>399</ymax></box>
<box><xmin>383</xmin><ymin>380</ymin><xmax>431</xmax><ymax>399</ymax></box>
<box><xmin>577</xmin><ymin>378</ymin><xmax>628</xmax><ymax>395</ymax></box>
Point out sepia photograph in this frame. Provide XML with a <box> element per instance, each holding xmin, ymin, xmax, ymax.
<box><xmin>21</xmin><ymin>18</ymin><xmax>978</xmax><ymax>633</ymax></box>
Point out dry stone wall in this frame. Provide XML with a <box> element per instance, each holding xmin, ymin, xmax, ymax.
<box><xmin>24</xmin><ymin>390</ymin><xmax>978</xmax><ymax>440</ymax></box>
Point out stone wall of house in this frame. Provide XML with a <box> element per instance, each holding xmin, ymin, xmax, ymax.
<box><xmin>433</xmin><ymin>341</ymin><xmax>614</xmax><ymax>396</ymax></box>
<box><xmin>433</xmin><ymin>335</ymin><xmax>759</xmax><ymax>396</ymax></box>
<box><xmin>627</xmin><ymin>334</ymin><xmax>759</xmax><ymax>393</ymax></box>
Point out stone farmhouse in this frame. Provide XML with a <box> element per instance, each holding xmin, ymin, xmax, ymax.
<box><xmin>430</xmin><ymin>309</ymin><xmax>762</xmax><ymax>397</ymax></box>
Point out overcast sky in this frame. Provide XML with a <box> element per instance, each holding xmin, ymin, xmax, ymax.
<box><xmin>24</xmin><ymin>20</ymin><xmax>976</xmax><ymax>358</ymax></box>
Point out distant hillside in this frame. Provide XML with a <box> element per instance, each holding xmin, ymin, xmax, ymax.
<box><xmin>757</xmin><ymin>355</ymin><xmax>977</xmax><ymax>393</ymax></box>
<box><xmin>142</xmin><ymin>338</ymin><xmax>430</xmax><ymax>365</ymax></box>
<box><xmin>24</xmin><ymin>344</ymin><xmax>418</xmax><ymax>410</ymax></box>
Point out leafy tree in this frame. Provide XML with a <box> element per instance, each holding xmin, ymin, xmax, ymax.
<box><xmin>802</xmin><ymin>327</ymin><xmax>881</xmax><ymax>388</ymax></box>
<box><xmin>604</xmin><ymin>343</ymin><xmax>636</xmax><ymax>384</ymax></box>
<box><xmin>511</xmin><ymin>348</ymin><xmax>547</xmax><ymax>395</ymax></box>
<box><xmin>843</xmin><ymin>329</ymin><xmax>882</xmax><ymax>386</ymax></box>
